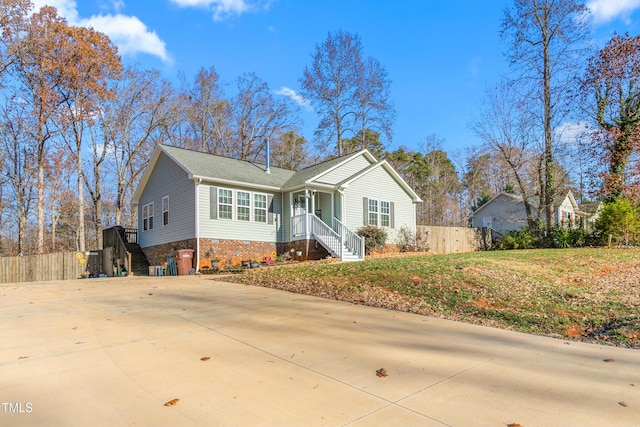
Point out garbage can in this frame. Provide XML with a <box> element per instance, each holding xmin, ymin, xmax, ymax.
<box><xmin>176</xmin><ymin>249</ymin><xmax>194</xmax><ymax>275</ymax></box>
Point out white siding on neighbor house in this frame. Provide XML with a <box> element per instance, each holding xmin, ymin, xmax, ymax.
<box><xmin>471</xmin><ymin>194</ymin><xmax>528</xmax><ymax>233</ymax></box>
<box><xmin>343</xmin><ymin>166</ymin><xmax>416</xmax><ymax>243</ymax></box>
<box><xmin>138</xmin><ymin>152</ymin><xmax>196</xmax><ymax>248</ymax></box>
<box><xmin>198</xmin><ymin>182</ymin><xmax>283</xmax><ymax>243</ymax></box>
<box><xmin>556</xmin><ymin>195</ymin><xmax>576</xmax><ymax>227</ymax></box>
<box><xmin>314</xmin><ymin>155</ymin><xmax>373</xmax><ymax>186</ymax></box>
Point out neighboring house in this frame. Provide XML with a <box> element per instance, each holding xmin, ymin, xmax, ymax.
<box><xmin>132</xmin><ymin>144</ymin><xmax>422</xmax><ymax>269</ymax></box>
<box><xmin>470</xmin><ymin>191</ymin><xmax>600</xmax><ymax>234</ymax></box>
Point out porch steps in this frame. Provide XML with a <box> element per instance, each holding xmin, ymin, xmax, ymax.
<box><xmin>125</xmin><ymin>243</ymin><xmax>150</xmax><ymax>276</ymax></box>
<box><xmin>314</xmin><ymin>232</ymin><xmax>362</xmax><ymax>262</ymax></box>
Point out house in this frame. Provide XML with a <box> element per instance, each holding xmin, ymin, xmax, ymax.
<box><xmin>131</xmin><ymin>144</ymin><xmax>422</xmax><ymax>270</ymax></box>
<box><xmin>470</xmin><ymin>191</ymin><xmax>600</xmax><ymax>235</ymax></box>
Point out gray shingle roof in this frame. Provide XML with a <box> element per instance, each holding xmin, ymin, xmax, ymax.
<box><xmin>281</xmin><ymin>154</ymin><xmax>359</xmax><ymax>189</ymax></box>
<box><xmin>161</xmin><ymin>144</ymin><xmax>295</xmax><ymax>189</ymax></box>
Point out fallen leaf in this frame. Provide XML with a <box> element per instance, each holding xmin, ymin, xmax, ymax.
<box><xmin>603</xmin><ymin>358</ymin><xmax>615</xmax><ymax>363</ymax></box>
<box><xmin>164</xmin><ymin>398</ymin><xmax>179</xmax><ymax>406</ymax></box>
<box><xmin>619</xmin><ymin>401</ymin><xmax>628</xmax><ymax>407</ymax></box>
<box><xmin>200</xmin><ymin>356</ymin><xmax>210</xmax><ymax>361</ymax></box>
<box><xmin>507</xmin><ymin>424</ymin><xmax>523</xmax><ymax>427</ymax></box>
<box><xmin>18</xmin><ymin>356</ymin><xmax>28</xmax><ymax>360</ymax></box>
<box><xmin>376</xmin><ymin>368</ymin><xmax>388</xmax><ymax>377</ymax></box>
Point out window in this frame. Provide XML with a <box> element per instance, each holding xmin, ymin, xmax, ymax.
<box><xmin>162</xmin><ymin>196</ymin><xmax>169</xmax><ymax>226</ymax></box>
<box><xmin>380</xmin><ymin>201</ymin><xmax>390</xmax><ymax>227</ymax></box>
<box><xmin>237</xmin><ymin>191</ymin><xmax>250</xmax><ymax>221</ymax></box>
<box><xmin>368</xmin><ymin>199</ymin><xmax>378</xmax><ymax>226</ymax></box>
<box><xmin>143</xmin><ymin>202</ymin><xmax>154</xmax><ymax>231</ymax></box>
<box><xmin>213</xmin><ymin>187</ymin><xmax>271</xmax><ymax>223</ymax></box>
<box><xmin>365</xmin><ymin>197</ymin><xmax>393</xmax><ymax>228</ymax></box>
<box><xmin>218</xmin><ymin>189</ymin><xmax>233</xmax><ymax>219</ymax></box>
<box><xmin>254</xmin><ymin>193</ymin><xmax>267</xmax><ymax>223</ymax></box>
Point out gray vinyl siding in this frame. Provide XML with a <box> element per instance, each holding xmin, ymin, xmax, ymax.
<box><xmin>317</xmin><ymin>192</ymin><xmax>333</xmax><ymax>226</ymax></box>
<box><xmin>343</xmin><ymin>166</ymin><xmax>416</xmax><ymax>243</ymax></box>
<box><xmin>138</xmin><ymin>152</ymin><xmax>196</xmax><ymax>248</ymax></box>
<box><xmin>314</xmin><ymin>155</ymin><xmax>373</xmax><ymax>185</ymax></box>
<box><xmin>282</xmin><ymin>192</ymin><xmax>292</xmax><ymax>242</ymax></box>
<box><xmin>198</xmin><ymin>183</ymin><xmax>283</xmax><ymax>243</ymax></box>
<box><xmin>471</xmin><ymin>194</ymin><xmax>528</xmax><ymax>232</ymax></box>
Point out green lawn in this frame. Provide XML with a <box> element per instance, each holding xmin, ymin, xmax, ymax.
<box><xmin>224</xmin><ymin>248</ymin><xmax>640</xmax><ymax>348</ymax></box>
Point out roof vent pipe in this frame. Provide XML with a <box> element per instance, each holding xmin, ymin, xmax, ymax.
<box><xmin>265</xmin><ymin>139</ymin><xmax>271</xmax><ymax>174</ymax></box>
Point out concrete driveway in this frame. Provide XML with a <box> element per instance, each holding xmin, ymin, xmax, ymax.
<box><xmin>0</xmin><ymin>275</ymin><xmax>638</xmax><ymax>426</ymax></box>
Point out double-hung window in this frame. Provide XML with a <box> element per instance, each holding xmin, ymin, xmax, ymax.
<box><xmin>218</xmin><ymin>189</ymin><xmax>233</xmax><ymax>219</ymax></box>
<box><xmin>380</xmin><ymin>201</ymin><xmax>390</xmax><ymax>227</ymax></box>
<box><xmin>213</xmin><ymin>187</ymin><xmax>270</xmax><ymax>223</ymax></box>
<box><xmin>368</xmin><ymin>199</ymin><xmax>379</xmax><ymax>226</ymax></box>
<box><xmin>254</xmin><ymin>193</ymin><xmax>267</xmax><ymax>223</ymax></box>
<box><xmin>364</xmin><ymin>197</ymin><xmax>393</xmax><ymax>228</ymax></box>
<box><xmin>162</xmin><ymin>196</ymin><xmax>169</xmax><ymax>226</ymax></box>
<box><xmin>143</xmin><ymin>202</ymin><xmax>154</xmax><ymax>231</ymax></box>
<box><xmin>237</xmin><ymin>191</ymin><xmax>251</xmax><ymax>221</ymax></box>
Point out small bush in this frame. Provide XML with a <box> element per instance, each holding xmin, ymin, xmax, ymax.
<box><xmin>395</xmin><ymin>225</ymin><xmax>428</xmax><ymax>252</ymax></box>
<box><xmin>595</xmin><ymin>198</ymin><xmax>640</xmax><ymax>246</ymax></box>
<box><xmin>552</xmin><ymin>228</ymin><xmax>571</xmax><ymax>248</ymax></box>
<box><xmin>495</xmin><ymin>230</ymin><xmax>538</xmax><ymax>250</ymax></box>
<box><xmin>357</xmin><ymin>225</ymin><xmax>387</xmax><ymax>254</ymax></box>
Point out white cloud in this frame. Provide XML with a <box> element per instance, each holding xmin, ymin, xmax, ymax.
<box><xmin>587</xmin><ymin>0</ymin><xmax>640</xmax><ymax>23</ymax></box>
<box><xmin>169</xmin><ymin>0</ymin><xmax>253</xmax><ymax>21</ymax></box>
<box><xmin>554</xmin><ymin>121</ymin><xmax>592</xmax><ymax>145</ymax></box>
<box><xmin>275</xmin><ymin>87</ymin><xmax>312</xmax><ymax>111</ymax></box>
<box><xmin>83</xmin><ymin>14</ymin><xmax>171</xmax><ymax>63</ymax></box>
<box><xmin>30</xmin><ymin>0</ymin><xmax>170</xmax><ymax>63</ymax></box>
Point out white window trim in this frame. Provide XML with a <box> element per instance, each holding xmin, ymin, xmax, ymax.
<box><xmin>236</xmin><ymin>190</ymin><xmax>251</xmax><ymax>222</ymax></box>
<box><xmin>142</xmin><ymin>202</ymin><xmax>154</xmax><ymax>231</ymax></box>
<box><xmin>218</xmin><ymin>188</ymin><xmax>233</xmax><ymax>220</ymax></box>
<box><xmin>380</xmin><ymin>200</ymin><xmax>390</xmax><ymax>227</ymax></box>
<box><xmin>254</xmin><ymin>193</ymin><xmax>268</xmax><ymax>223</ymax></box>
<box><xmin>162</xmin><ymin>196</ymin><xmax>169</xmax><ymax>226</ymax></box>
<box><xmin>217</xmin><ymin>187</ymin><xmax>270</xmax><ymax>223</ymax></box>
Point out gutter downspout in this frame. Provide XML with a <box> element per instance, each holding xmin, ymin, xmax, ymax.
<box><xmin>195</xmin><ymin>178</ymin><xmax>201</xmax><ymax>273</ymax></box>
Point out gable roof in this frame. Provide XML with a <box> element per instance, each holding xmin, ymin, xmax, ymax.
<box><xmin>133</xmin><ymin>145</ymin><xmax>296</xmax><ymax>204</ymax></box>
<box><xmin>337</xmin><ymin>159</ymin><xmax>422</xmax><ymax>203</ymax></box>
<box><xmin>133</xmin><ymin>144</ymin><xmax>422</xmax><ymax>204</ymax></box>
<box><xmin>281</xmin><ymin>150</ymin><xmax>376</xmax><ymax>189</ymax></box>
<box><xmin>471</xmin><ymin>191</ymin><xmax>579</xmax><ymax>218</ymax></box>
<box><xmin>471</xmin><ymin>192</ymin><xmax>522</xmax><ymax>218</ymax></box>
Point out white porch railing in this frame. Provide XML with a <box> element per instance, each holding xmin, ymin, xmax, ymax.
<box><xmin>291</xmin><ymin>214</ymin><xmax>364</xmax><ymax>261</ymax></box>
<box><xmin>332</xmin><ymin>217</ymin><xmax>365</xmax><ymax>259</ymax></box>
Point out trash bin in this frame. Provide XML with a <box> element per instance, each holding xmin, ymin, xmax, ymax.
<box><xmin>176</xmin><ymin>249</ymin><xmax>194</xmax><ymax>275</ymax></box>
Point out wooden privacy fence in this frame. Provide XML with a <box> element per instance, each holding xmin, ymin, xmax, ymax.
<box><xmin>0</xmin><ymin>252</ymin><xmax>87</xmax><ymax>284</ymax></box>
<box><xmin>417</xmin><ymin>225</ymin><xmax>489</xmax><ymax>255</ymax></box>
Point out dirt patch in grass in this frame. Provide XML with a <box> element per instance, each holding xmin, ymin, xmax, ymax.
<box><xmin>222</xmin><ymin>248</ymin><xmax>640</xmax><ymax>349</ymax></box>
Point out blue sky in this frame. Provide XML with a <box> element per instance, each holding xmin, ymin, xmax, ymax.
<box><xmin>32</xmin><ymin>0</ymin><xmax>640</xmax><ymax>157</ymax></box>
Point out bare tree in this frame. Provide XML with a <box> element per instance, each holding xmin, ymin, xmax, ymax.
<box><xmin>230</xmin><ymin>72</ymin><xmax>300</xmax><ymax>161</ymax></box>
<box><xmin>0</xmin><ymin>96</ymin><xmax>35</xmax><ymax>255</ymax></box>
<box><xmin>179</xmin><ymin>66</ymin><xmax>231</xmax><ymax>154</ymax></box>
<box><xmin>105</xmin><ymin>67</ymin><xmax>177</xmax><ymax>226</ymax></box>
<box><xmin>471</xmin><ymin>82</ymin><xmax>543</xmax><ymax>230</ymax></box>
<box><xmin>270</xmin><ymin>131</ymin><xmax>308</xmax><ymax>170</ymax></box>
<box><xmin>8</xmin><ymin>7</ymin><xmax>71</xmax><ymax>253</ymax></box>
<box><xmin>501</xmin><ymin>0</ymin><xmax>590</xmax><ymax>230</ymax></box>
<box><xmin>54</xmin><ymin>22</ymin><xmax>122</xmax><ymax>252</ymax></box>
<box><xmin>301</xmin><ymin>31</ymin><xmax>395</xmax><ymax>157</ymax></box>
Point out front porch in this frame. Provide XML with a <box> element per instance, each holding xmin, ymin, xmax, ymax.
<box><xmin>289</xmin><ymin>186</ymin><xmax>364</xmax><ymax>262</ymax></box>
